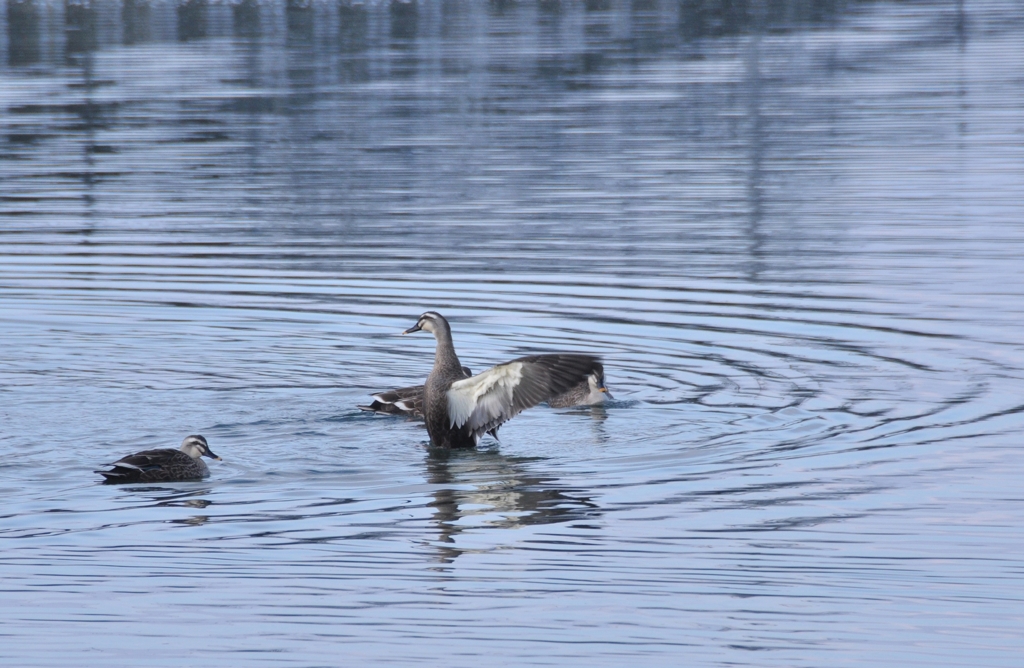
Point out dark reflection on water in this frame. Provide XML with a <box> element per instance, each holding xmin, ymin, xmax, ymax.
<box><xmin>425</xmin><ymin>449</ymin><xmax>600</xmax><ymax>561</ymax></box>
<box><xmin>2</xmin><ymin>0</ymin><xmax>1024</xmax><ymax>666</ymax></box>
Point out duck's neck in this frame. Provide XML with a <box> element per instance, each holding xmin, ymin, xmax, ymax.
<box><xmin>431</xmin><ymin>320</ymin><xmax>463</xmax><ymax>375</ymax></box>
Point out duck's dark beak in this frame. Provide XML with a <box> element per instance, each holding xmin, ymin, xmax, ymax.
<box><xmin>205</xmin><ymin>450</ymin><xmax>222</xmax><ymax>461</ymax></box>
<box><xmin>600</xmin><ymin>386</ymin><xmax>613</xmax><ymax>399</ymax></box>
<box><xmin>402</xmin><ymin>323</ymin><xmax>422</xmax><ymax>335</ymax></box>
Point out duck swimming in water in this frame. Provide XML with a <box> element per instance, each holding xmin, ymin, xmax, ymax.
<box><xmin>96</xmin><ymin>434</ymin><xmax>221</xmax><ymax>483</ymax></box>
<box><xmin>397</xmin><ymin>311</ymin><xmax>606</xmax><ymax>448</ymax></box>
<box><xmin>547</xmin><ymin>366</ymin><xmax>612</xmax><ymax>407</ymax></box>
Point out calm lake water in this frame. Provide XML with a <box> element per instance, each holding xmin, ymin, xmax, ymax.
<box><xmin>2</xmin><ymin>0</ymin><xmax>1024</xmax><ymax>665</ymax></box>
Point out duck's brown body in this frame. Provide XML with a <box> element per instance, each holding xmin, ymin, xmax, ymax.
<box><xmin>421</xmin><ymin>316</ymin><xmax>475</xmax><ymax>448</ymax></box>
<box><xmin>98</xmin><ymin>449</ymin><xmax>210</xmax><ymax>483</ymax></box>
<box><xmin>96</xmin><ymin>435</ymin><xmax>220</xmax><ymax>484</ymax></box>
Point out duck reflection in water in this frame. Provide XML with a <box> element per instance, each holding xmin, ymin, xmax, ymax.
<box><xmin>423</xmin><ymin>448</ymin><xmax>600</xmax><ymax>564</ymax></box>
<box><xmin>110</xmin><ymin>486</ymin><xmax>215</xmax><ymax>526</ymax></box>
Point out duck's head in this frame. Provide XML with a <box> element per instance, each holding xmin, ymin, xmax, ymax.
<box><xmin>403</xmin><ymin>311</ymin><xmax>450</xmax><ymax>337</ymax></box>
<box><xmin>179</xmin><ymin>434</ymin><xmax>222</xmax><ymax>461</ymax></box>
<box><xmin>589</xmin><ymin>367</ymin><xmax>613</xmax><ymax>401</ymax></box>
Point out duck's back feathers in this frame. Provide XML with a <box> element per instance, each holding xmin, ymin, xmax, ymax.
<box><xmin>359</xmin><ymin>385</ymin><xmax>425</xmax><ymax>416</ymax></box>
<box><xmin>360</xmin><ymin>366</ymin><xmax>473</xmax><ymax>417</ymax></box>
<box><xmin>97</xmin><ymin>448</ymin><xmax>209</xmax><ymax>484</ymax></box>
<box><xmin>447</xmin><ymin>354</ymin><xmax>602</xmax><ymax>442</ymax></box>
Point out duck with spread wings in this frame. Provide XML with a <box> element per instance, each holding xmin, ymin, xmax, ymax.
<box><xmin>400</xmin><ymin>311</ymin><xmax>606</xmax><ymax>448</ymax></box>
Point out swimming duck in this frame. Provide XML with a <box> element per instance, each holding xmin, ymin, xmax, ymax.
<box><xmin>360</xmin><ymin>365</ymin><xmax>611</xmax><ymax>416</ymax></box>
<box><xmin>548</xmin><ymin>366</ymin><xmax>613</xmax><ymax>407</ymax></box>
<box><xmin>400</xmin><ymin>311</ymin><xmax>605</xmax><ymax>448</ymax></box>
<box><xmin>96</xmin><ymin>434</ymin><xmax>221</xmax><ymax>483</ymax></box>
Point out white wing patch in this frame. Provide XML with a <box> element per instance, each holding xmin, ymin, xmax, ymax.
<box><xmin>447</xmin><ymin>362</ymin><xmax>524</xmax><ymax>430</ymax></box>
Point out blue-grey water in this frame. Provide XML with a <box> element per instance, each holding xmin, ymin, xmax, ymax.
<box><xmin>2</xmin><ymin>1</ymin><xmax>1024</xmax><ymax>665</ymax></box>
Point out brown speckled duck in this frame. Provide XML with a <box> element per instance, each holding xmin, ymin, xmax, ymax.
<box><xmin>547</xmin><ymin>366</ymin><xmax>612</xmax><ymax>407</ymax></box>
<box><xmin>398</xmin><ymin>311</ymin><xmax>606</xmax><ymax>448</ymax></box>
<box><xmin>96</xmin><ymin>435</ymin><xmax>221</xmax><ymax>483</ymax></box>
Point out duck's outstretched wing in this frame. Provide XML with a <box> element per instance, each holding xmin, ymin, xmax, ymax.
<box><xmin>447</xmin><ymin>354</ymin><xmax>602</xmax><ymax>439</ymax></box>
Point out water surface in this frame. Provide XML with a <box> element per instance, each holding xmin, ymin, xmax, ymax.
<box><xmin>2</xmin><ymin>1</ymin><xmax>1024</xmax><ymax>666</ymax></box>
